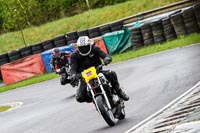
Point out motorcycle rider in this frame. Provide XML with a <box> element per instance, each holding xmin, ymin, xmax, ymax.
<box><xmin>70</xmin><ymin>36</ymin><xmax>129</xmax><ymax>103</ymax></box>
<box><xmin>50</xmin><ymin>48</ymin><xmax>71</xmax><ymax>85</ymax></box>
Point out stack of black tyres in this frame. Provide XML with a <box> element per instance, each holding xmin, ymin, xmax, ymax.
<box><xmin>88</xmin><ymin>27</ymin><xmax>101</xmax><ymax>38</ymax></box>
<box><xmin>77</xmin><ymin>29</ymin><xmax>89</xmax><ymax>37</ymax></box>
<box><xmin>141</xmin><ymin>23</ymin><xmax>154</xmax><ymax>46</ymax></box>
<box><xmin>53</xmin><ymin>35</ymin><xmax>67</xmax><ymax>47</ymax></box>
<box><xmin>19</xmin><ymin>45</ymin><xmax>33</xmax><ymax>58</ymax></box>
<box><xmin>42</xmin><ymin>39</ymin><xmax>55</xmax><ymax>51</ymax></box>
<box><xmin>170</xmin><ymin>12</ymin><xmax>188</xmax><ymax>36</ymax></box>
<box><xmin>0</xmin><ymin>53</ymin><xmax>10</xmax><ymax>66</ymax></box>
<box><xmin>182</xmin><ymin>7</ymin><xmax>200</xmax><ymax>34</ymax></box>
<box><xmin>8</xmin><ymin>49</ymin><xmax>21</xmax><ymax>62</ymax></box>
<box><xmin>150</xmin><ymin>19</ymin><xmax>166</xmax><ymax>44</ymax></box>
<box><xmin>100</xmin><ymin>24</ymin><xmax>111</xmax><ymax>35</ymax></box>
<box><xmin>66</xmin><ymin>31</ymin><xmax>78</xmax><ymax>44</ymax></box>
<box><xmin>130</xmin><ymin>27</ymin><xmax>143</xmax><ymax>49</ymax></box>
<box><xmin>162</xmin><ymin>17</ymin><xmax>177</xmax><ymax>41</ymax></box>
<box><xmin>0</xmin><ymin>53</ymin><xmax>10</xmax><ymax>80</ymax></box>
<box><xmin>31</xmin><ymin>42</ymin><xmax>44</xmax><ymax>54</ymax></box>
<box><xmin>110</xmin><ymin>21</ymin><xmax>123</xmax><ymax>32</ymax></box>
<box><xmin>193</xmin><ymin>3</ymin><xmax>200</xmax><ymax>29</ymax></box>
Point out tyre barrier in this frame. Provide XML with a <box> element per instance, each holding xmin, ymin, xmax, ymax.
<box><xmin>53</xmin><ymin>34</ymin><xmax>67</xmax><ymax>47</ymax></box>
<box><xmin>170</xmin><ymin>12</ymin><xmax>188</xmax><ymax>36</ymax></box>
<box><xmin>100</xmin><ymin>24</ymin><xmax>111</xmax><ymax>35</ymax></box>
<box><xmin>110</xmin><ymin>21</ymin><xmax>124</xmax><ymax>32</ymax></box>
<box><xmin>141</xmin><ymin>23</ymin><xmax>154</xmax><ymax>46</ymax></box>
<box><xmin>130</xmin><ymin>27</ymin><xmax>143</xmax><ymax>49</ymax></box>
<box><xmin>194</xmin><ymin>4</ymin><xmax>200</xmax><ymax>29</ymax></box>
<box><xmin>162</xmin><ymin>17</ymin><xmax>177</xmax><ymax>41</ymax></box>
<box><xmin>7</xmin><ymin>50</ymin><xmax>21</xmax><ymax>62</ymax></box>
<box><xmin>182</xmin><ymin>7</ymin><xmax>200</xmax><ymax>34</ymax></box>
<box><xmin>0</xmin><ymin>53</ymin><xmax>10</xmax><ymax>80</ymax></box>
<box><xmin>66</xmin><ymin>31</ymin><xmax>78</xmax><ymax>44</ymax></box>
<box><xmin>88</xmin><ymin>27</ymin><xmax>101</xmax><ymax>39</ymax></box>
<box><xmin>42</xmin><ymin>39</ymin><xmax>55</xmax><ymax>51</ymax></box>
<box><xmin>0</xmin><ymin>53</ymin><xmax>10</xmax><ymax>66</ymax></box>
<box><xmin>129</xmin><ymin>3</ymin><xmax>200</xmax><ymax>51</ymax></box>
<box><xmin>150</xmin><ymin>19</ymin><xmax>166</xmax><ymax>44</ymax></box>
<box><xmin>31</xmin><ymin>42</ymin><xmax>44</xmax><ymax>54</ymax></box>
<box><xmin>77</xmin><ymin>29</ymin><xmax>89</xmax><ymax>37</ymax></box>
<box><xmin>19</xmin><ymin>45</ymin><xmax>33</xmax><ymax>58</ymax></box>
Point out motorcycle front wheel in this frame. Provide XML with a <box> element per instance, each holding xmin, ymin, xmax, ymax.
<box><xmin>118</xmin><ymin>108</ymin><xmax>126</xmax><ymax>120</ymax></box>
<box><xmin>96</xmin><ymin>95</ymin><xmax>116</xmax><ymax>126</ymax></box>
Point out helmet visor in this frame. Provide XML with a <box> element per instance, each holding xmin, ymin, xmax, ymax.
<box><xmin>78</xmin><ymin>45</ymin><xmax>91</xmax><ymax>55</ymax></box>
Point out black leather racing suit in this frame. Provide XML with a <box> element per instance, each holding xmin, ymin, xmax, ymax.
<box><xmin>50</xmin><ymin>52</ymin><xmax>71</xmax><ymax>85</ymax></box>
<box><xmin>70</xmin><ymin>45</ymin><xmax>121</xmax><ymax>103</ymax></box>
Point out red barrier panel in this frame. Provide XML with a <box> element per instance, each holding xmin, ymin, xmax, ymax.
<box><xmin>72</xmin><ymin>37</ymin><xmax>108</xmax><ymax>54</ymax></box>
<box><xmin>1</xmin><ymin>54</ymin><xmax>46</xmax><ymax>85</ymax></box>
<box><xmin>93</xmin><ymin>37</ymin><xmax>108</xmax><ymax>54</ymax></box>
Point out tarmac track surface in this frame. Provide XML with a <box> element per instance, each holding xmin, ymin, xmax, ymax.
<box><xmin>0</xmin><ymin>44</ymin><xmax>200</xmax><ymax>133</ymax></box>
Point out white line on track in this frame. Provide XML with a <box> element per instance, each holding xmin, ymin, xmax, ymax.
<box><xmin>124</xmin><ymin>81</ymin><xmax>200</xmax><ymax>133</ymax></box>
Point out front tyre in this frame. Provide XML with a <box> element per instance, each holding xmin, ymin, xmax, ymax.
<box><xmin>96</xmin><ymin>95</ymin><xmax>115</xmax><ymax>126</ymax></box>
<box><xmin>118</xmin><ymin>108</ymin><xmax>126</xmax><ymax>120</ymax></box>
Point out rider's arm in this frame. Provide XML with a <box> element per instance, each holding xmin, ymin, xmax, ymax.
<box><xmin>60</xmin><ymin>52</ymin><xmax>70</xmax><ymax>65</ymax></box>
<box><xmin>93</xmin><ymin>45</ymin><xmax>112</xmax><ymax>64</ymax></box>
<box><xmin>70</xmin><ymin>52</ymin><xmax>79</xmax><ymax>75</ymax></box>
<box><xmin>60</xmin><ymin>51</ymin><xmax>71</xmax><ymax>58</ymax></box>
<box><xmin>93</xmin><ymin>46</ymin><xmax>107</xmax><ymax>59</ymax></box>
<box><xmin>50</xmin><ymin>57</ymin><xmax>55</xmax><ymax>71</ymax></box>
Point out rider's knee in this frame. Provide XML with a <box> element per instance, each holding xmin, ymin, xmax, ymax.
<box><xmin>110</xmin><ymin>71</ymin><xmax>117</xmax><ymax>78</ymax></box>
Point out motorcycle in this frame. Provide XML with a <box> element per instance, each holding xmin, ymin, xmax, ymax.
<box><xmin>80</xmin><ymin>64</ymin><xmax>126</xmax><ymax>126</ymax></box>
<box><xmin>55</xmin><ymin>64</ymin><xmax>72</xmax><ymax>85</ymax></box>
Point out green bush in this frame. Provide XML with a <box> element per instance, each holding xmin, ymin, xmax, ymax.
<box><xmin>0</xmin><ymin>0</ymin><xmax>128</xmax><ymax>33</ymax></box>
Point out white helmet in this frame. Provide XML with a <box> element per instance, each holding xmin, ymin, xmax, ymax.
<box><xmin>77</xmin><ymin>36</ymin><xmax>94</xmax><ymax>56</ymax></box>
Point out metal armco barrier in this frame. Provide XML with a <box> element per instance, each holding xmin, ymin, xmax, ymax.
<box><xmin>120</xmin><ymin>0</ymin><xmax>199</xmax><ymax>25</ymax></box>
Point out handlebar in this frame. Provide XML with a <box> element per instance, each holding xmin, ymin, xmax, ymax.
<box><xmin>73</xmin><ymin>64</ymin><xmax>106</xmax><ymax>80</ymax></box>
<box><xmin>96</xmin><ymin>64</ymin><xmax>105</xmax><ymax>73</ymax></box>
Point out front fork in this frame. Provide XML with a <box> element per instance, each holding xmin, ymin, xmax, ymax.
<box><xmin>87</xmin><ymin>77</ymin><xmax>112</xmax><ymax>114</ymax></box>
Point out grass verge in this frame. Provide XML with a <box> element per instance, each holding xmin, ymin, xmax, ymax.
<box><xmin>0</xmin><ymin>106</ymin><xmax>11</xmax><ymax>112</ymax></box>
<box><xmin>0</xmin><ymin>33</ymin><xmax>200</xmax><ymax>93</ymax></box>
<box><xmin>0</xmin><ymin>73</ymin><xmax>59</xmax><ymax>93</ymax></box>
<box><xmin>112</xmin><ymin>33</ymin><xmax>200</xmax><ymax>63</ymax></box>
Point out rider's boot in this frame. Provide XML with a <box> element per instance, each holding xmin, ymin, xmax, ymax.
<box><xmin>117</xmin><ymin>88</ymin><xmax>129</xmax><ymax>101</ymax></box>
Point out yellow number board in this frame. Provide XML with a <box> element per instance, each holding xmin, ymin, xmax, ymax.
<box><xmin>82</xmin><ymin>66</ymin><xmax>98</xmax><ymax>83</ymax></box>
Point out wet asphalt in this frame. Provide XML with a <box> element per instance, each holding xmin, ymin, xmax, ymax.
<box><xmin>0</xmin><ymin>44</ymin><xmax>200</xmax><ymax>133</ymax></box>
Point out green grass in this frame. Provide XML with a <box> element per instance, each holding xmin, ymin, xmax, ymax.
<box><xmin>0</xmin><ymin>106</ymin><xmax>11</xmax><ymax>112</ymax></box>
<box><xmin>0</xmin><ymin>0</ymin><xmax>181</xmax><ymax>54</ymax></box>
<box><xmin>0</xmin><ymin>73</ymin><xmax>59</xmax><ymax>93</ymax></box>
<box><xmin>0</xmin><ymin>33</ymin><xmax>199</xmax><ymax>93</ymax></box>
<box><xmin>112</xmin><ymin>33</ymin><xmax>200</xmax><ymax>63</ymax></box>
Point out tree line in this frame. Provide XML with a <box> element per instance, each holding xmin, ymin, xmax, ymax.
<box><xmin>0</xmin><ymin>0</ymin><xmax>126</xmax><ymax>34</ymax></box>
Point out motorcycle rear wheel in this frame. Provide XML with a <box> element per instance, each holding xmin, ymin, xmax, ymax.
<box><xmin>96</xmin><ymin>95</ymin><xmax>116</xmax><ymax>126</ymax></box>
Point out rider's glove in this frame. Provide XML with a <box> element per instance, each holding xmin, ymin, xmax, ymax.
<box><xmin>104</xmin><ymin>56</ymin><xmax>112</xmax><ymax>65</ymax></box>
<box><xmin>55</xmin><ymin>69</ymin><xmax>61</xmax><ymax>74</ymax></box>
